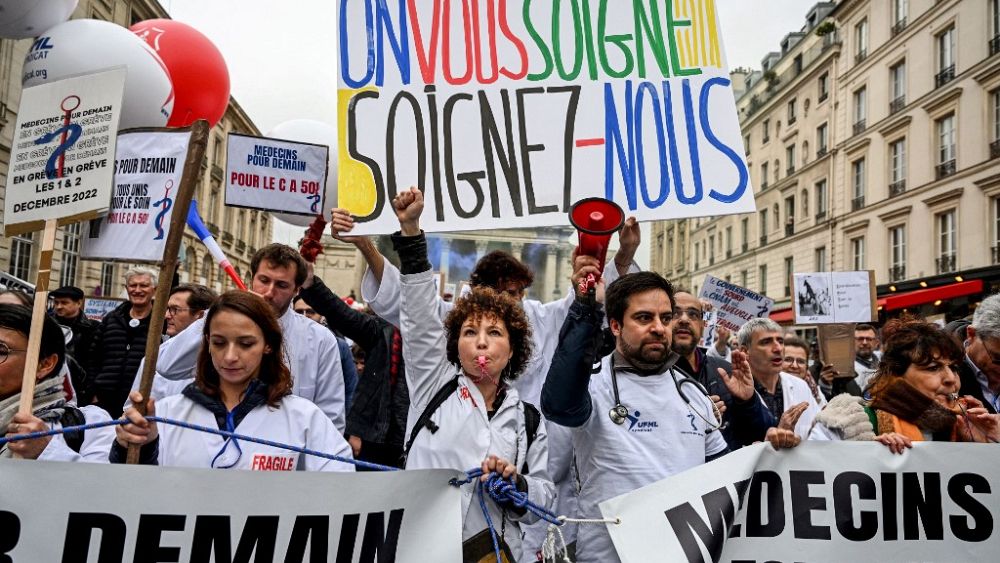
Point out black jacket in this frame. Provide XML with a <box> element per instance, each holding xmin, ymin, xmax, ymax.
<box><xmin>674</xmin><ymin>348</ymin><xmax>776</xmax><ymax>449</ymax></box>
<box><xmin>87</xmin><ymin>301</ymin><xmax>153</xmax><ymax>416</ymax></box>
<box><xmin>56</xmin><ymin>312</ymin><xmax>100</xmax><ymax>401</ymax></box>
<box><xmin>956</xmin><ymin>356</ymin><xmax>998</xmax><ymax>414</ymax></box>
<box><xmin>299</xmin><ymin>277</ymin><xmax>409</xmax><ymax>447</ymax></box>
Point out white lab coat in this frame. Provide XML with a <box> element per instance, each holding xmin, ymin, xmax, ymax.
<box><xmin>154</xmin><ymin>307</ymin><xmax>347</xmax><ymax>431</ymax></box>
<box><xmin>400</xmin><ymin>269</ymin><xmax>555</xmax><ymax>560</ymax></box>
<box><xmin>773</xmin><ymin>371</ymin><xmax>822</xmax><ymax>439</ymax></box>
<box><xmin>35</xmin><ymin>405</ymin><xmax>116</xmax><ymax>463</ymax></box>
<box><xmin>154</xmin><ymin>393</ymin><xmax>355</xmax><ymax>472</ymax></box>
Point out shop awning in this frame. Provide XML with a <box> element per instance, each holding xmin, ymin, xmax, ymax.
<box><xmin>768</xmin><ymin>279</ymin><xmax>984</xmax><ymax>324</ymax></box>
<box><xmin>880</xmin><ymin>279</ymin><xmax>983</xmax><ymax>311</ymax></box>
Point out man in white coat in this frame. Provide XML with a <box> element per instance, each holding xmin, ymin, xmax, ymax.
<box><xmin>737</xmin><ymin>318</ymin><xmax>821</xmax><ymax>439</ymax></box>
<box><xmin>153</xmin><ymin>244</ymin><xmax>347</xmax><ymax>431</ymax></box>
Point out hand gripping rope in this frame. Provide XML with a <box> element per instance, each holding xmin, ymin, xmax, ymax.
<box><xmin>1</xmin><ymin>417</ymin><xmax>622</xmax><ymax>562</ymax></box>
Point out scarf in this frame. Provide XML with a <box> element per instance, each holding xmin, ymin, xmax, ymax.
<box><xmin>0</xmin><ymin>373</ymin><xmax>70</xmax><ymax>458</ymax></box>
<box><xmin>869</xmin><ymin>379</ymin><xmax>957</xmax><ymax>440</ymax></box>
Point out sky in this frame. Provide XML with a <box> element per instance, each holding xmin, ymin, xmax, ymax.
<box><xmin>165</xmin><ymin>0</ymin><xmax>810</xmax><ymax>264</ymax></box>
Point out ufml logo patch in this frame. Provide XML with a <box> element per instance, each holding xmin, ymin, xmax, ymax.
<box><xmin>625</xmin><ymin>410</ymin><xmax>658</xmax><ymax>433</ymax></box>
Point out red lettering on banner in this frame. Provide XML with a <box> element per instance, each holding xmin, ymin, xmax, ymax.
<box><xmin>251</xmin><ymin>454</ymin><xmax>296</xmax><ymax>471</ymax></box>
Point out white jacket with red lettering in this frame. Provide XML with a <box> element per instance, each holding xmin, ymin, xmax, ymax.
<box><xmin>400</xmin><ymin>268</ymin><xmax>556</xmax><ymax>560</ymax></box>
<box><xmin>153</xmin><ymin>393</ymin><xmax>355</xmax><ymax>472</ymax></box>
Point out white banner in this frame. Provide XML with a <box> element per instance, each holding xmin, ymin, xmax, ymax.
<box><xmin>601</xmin><ymin>442</ymin><xmax>1000</xmax><ymax>563</ymax></box>
<box><xmin>225</xmin><ymin>133</ymin><xmax>329</xmax><ymax>216</ymax></box>
<box><xmin>0</xmin><ymin>459</ymin><xmax>463</xmax><ymax>562</ymax></box>
<box><xmin>337</xmin><ymin>1</ymin><xmax>754</xmax><ymax>235</ymax></box>
<box><xmin>83</xmin><ymin>297</ymin><xmax>124</xmax><ymax>320</ymax></box>
<box><xmin>80</xmin><ymin>130</ymin><xmax>191</xmax><ymax>262</ymax></box>
<box><xmin>698</xmin><ymin>274</ymin><xmax>774</xmax><ymax>333</ymax></box>
<box><xmin>3</xmin><ymin>67</ymin><xmax>125</xmax><ymax>235</ymax></box>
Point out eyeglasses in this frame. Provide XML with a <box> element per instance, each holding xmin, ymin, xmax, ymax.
<box><xmin>782</xmin><ymin>356</ymin><xmax>808</xmax><ymax>366</ymax></box>
<box><xmin>165</xmin><ymin>306</ymin><xmax>191</xmax><ymax>316</ymax></box>
<box><xmin>977</xmin><ymin>340</ymin><xmax>1000</xmax><ymax>366</ymax></box>
<box><xmin>296</xmin><ymin>308</ymin><xmax>316</xmax><ymax>316</ymax></box>
<box><xmin>0</xmin><ymin>342</ymin><xmax>27</xmax><ymax>365</ymax></box>
<box><xmin>855</xmin><ymin>336</ymin><xmax>876</xmax><ymax>343</ymax></box>
<box><xmin>673</xmin><ymin>307</ymin><xmax>704</xmax><ymax>321</ymax></box>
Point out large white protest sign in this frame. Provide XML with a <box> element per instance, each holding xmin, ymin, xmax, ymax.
<box><xmin>794</xmin><ymin>271</ymin><xmax>877</xmax><ymax>324</ymax></box>
<box><xmin>80</xmin><ymin>130</ymin><xmax>191</xmax><ymax>262</ymax></box>
<box><xmin>225</xmin><ymin>133</ymin><xmax>329</xmax><ymax>217</ymax></box>
<box><xmin>602</xmin><ymin>442</ymin><xmax>999</xmax><ymax>563</ymax></box>
<box><xmin>83</xmin><ymin>297</ymin><xmax>124</xmax><ymax>320</ymax></box>
<box><xmin>2</xmin><ymin>67</ymin><xmax>125</xmax><ymax>236</ymax></box>
<box><xmin>0</xmin><ymin>459</ymin><xmax>463</xmax><ymax>562</ymax></box>
<box><xmin>699</xmin><ymin>275</ymin><xmax>774</xmax><ymax>333</ymax></box>
<box><xmin>337</xmin><ymin>1</ymin><xmax>754</xmax><ymax>235</ymax></box>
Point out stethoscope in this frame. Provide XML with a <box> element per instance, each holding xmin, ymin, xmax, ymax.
<box><xmin>607</xmin><ymin>354</ymin><xmax>725</xmax><ymax>432</ymax></box>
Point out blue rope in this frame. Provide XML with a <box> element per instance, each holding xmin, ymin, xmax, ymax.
<box><xmin>0</xmin><ymin>416</ymin><xmax>398</xmax><ymax>472</ymax></box>
<box><xmin>3</xmin><ymin>415</ymin><xmax>565</xmax><ymax>563</ymax></box>
<box><xmin>450</xmin><ymin>467</ymin><xmax>565</xmax><ymax>562</ymax></box>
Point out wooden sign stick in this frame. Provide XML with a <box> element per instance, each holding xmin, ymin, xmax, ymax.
<box><xmin>16</xmin><ymin>218</ymin><xmax>59</xmax><ymax>422</ymax></box>
<box><xmin>127</xmin><ymin>120</ymin><xmax>209</xmax><ymax>464</ymax></box>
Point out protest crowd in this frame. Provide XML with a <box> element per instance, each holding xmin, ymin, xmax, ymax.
<box><xmin>2</xmin><ymin>186</ymin><xmax>998</xmax><ymax>562</ymax></box>
<box><xmin>2</xmin><ymin>1</ymin><xmax>1000</xmax><ymax>561</ymax></box>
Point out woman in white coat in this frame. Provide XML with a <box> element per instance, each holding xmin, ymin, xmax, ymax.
<box><xmin>114</xmin><ymin>291</ymin><xmax>353</xmax><ymax>472</ymax></box>
<box><xmin>391</xmin><ymin>187</ymin><xmax>555</xmax><ymax>561</ymax></box>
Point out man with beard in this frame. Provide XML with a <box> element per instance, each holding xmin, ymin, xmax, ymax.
<box><xmin>542</xmin><ymin>273</ymin><xmax>797</xmax><ymax>563</ymax></box>
<box><xmin>737</xmin><ymin>318</ymin><xmax>821</xmax><ymax>439</ymax></box>
<box><xmin>670</xmin><ymin>290</ymin><xmax>775</xmax><ymax>449</ymax></box>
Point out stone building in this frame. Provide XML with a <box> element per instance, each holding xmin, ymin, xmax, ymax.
<box><xmin>652</xmin><ymin>0</ymin><xmax>1000</xmax><ymax>324</ymax></box>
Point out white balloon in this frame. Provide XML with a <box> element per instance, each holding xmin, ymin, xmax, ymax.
<box><xmin>266</xmin><ymin>119</ymin><xmax>339</xmax><ymax>227</ymax></box>
<box><xmin>22</xmin><ymin>19</ymin><xmax>174</xmax><ymax>130</ymax></box>
<box><xmin>0</xmin><ymin>0</ymin><xmax>76</xmax><ymax>39</ymax></box>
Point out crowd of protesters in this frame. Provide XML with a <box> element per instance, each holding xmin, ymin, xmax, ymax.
<box><xmin>2</xmin><ymin>195</ymin><xmax>999</xmax><ymax>562</ymax></box>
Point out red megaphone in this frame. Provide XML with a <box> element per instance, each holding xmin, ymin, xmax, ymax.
<box><xmin>569</xmin><ymin>198</ymin><xmax>625</xmax><ymax>292</ymax></box>
<box><xmin>570</xmin><ymin>197</ymin><xmax>625</xmax><ymax>268</ymax></box>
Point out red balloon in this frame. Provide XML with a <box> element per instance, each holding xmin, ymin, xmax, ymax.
<box><xmin>130</xmin><ymin>19</ymin><xmax>230</xmax><ymax>128</ymax></box>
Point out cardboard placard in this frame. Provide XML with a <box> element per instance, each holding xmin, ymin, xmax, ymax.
<box><xmin>3</xmin><ymin>68</ymin><xmax>125</xmax><ymax>236</ymax></box>
<box><xmin>336</xmin><ymin>1</ymin><xmax>755</xmax><ymax>235</ymax></box>
<box><xmin>698</xmin><ymin>274</ymin><xmax>775</xmax><ymax>333</ymax></box>
<box><xmin>817</xmin><ymin>323</ymin><xmax>856</xmax><ymax>379</ymax></box>
<box><xmin>793</xmin><ymin>271</ymin><xmax>877</xmax><ymax>324</ymax></box>
<box><xmin>80</xmin><ymin>129</ymin><xmax>192</xmax><ymax>262</ymax></box>
<box><xmin>224</xmin><ymin>132</ymin><xmax>329</xmax><ymax>216</ymax></box>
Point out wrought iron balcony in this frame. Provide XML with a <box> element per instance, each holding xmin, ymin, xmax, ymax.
<box><xmin>726</xmin><ymin>249</ymin><xmax>732</xmax><ymax>259</ymax></box>
<box><xmin>936</xmin><ymin>254</ymin><xmax>956</xmax><ymax>274</ymax></box>
<box><xmin>935</xmin><ymin>65</ymin><xmax>955</xmax><ymax>88</ymax></box>
<box><xmin>762</xmin><ymin>135</ymin><xmax>770</xmax><ymax>144</ymax></box>
<box><xmin>235</xmin><ymin>240</ymin><xmax>246</xmax><ymax>253</ymax></box>
<box><xmin>741</xmin><ymin>242</ymin><xmax>749</xmax><ymax>253</ymax></box>
<box><xmin>851</xmin><ymin>196</ymin><xmax>865</xmax><ymax>211</ymax></box>
<box><xmin>788</xmin><ymin>115</ymin><xmax>797</xmax><ymax>126</ymax></box>
<box><xmin>889</xmin><ymin>96</ymin><xmax>906</xmax><ymax>115</ymax></box>
<box><xmin>760</xmin><ymin>235</ymin><xmax>768</xmax><ymax>247</ymax></box>
<box><xmin>889</xmin><ymin>180</ymin><xmax>906</xmax><ymax>197</ymax></box>
<box><xmin>761</xmin><ymin>181</ymin><xmax>769</xmax><ymax>190</ymax></box>
<box><xmin>855</xmin><ymin>50</ymin><xmax>867</xmax><ymax>65</ymax></box>
<box><xmin>935</xmin><ymin>159</ymin><xmax>956</xmax><ymax>180</ymax></box>
<box><xmin>853</xmin><ymin>120</ymin><xmax>866</xmax><ymax>136</ymax></box>
<box><xmin>991</xmin><ymin>139</ymin><xmax>1000</xmax><ymax>160</ymax></box>
<box><xmin>818</xmin><ymin>92</ymin><xmax>828</xmax><ymax>103</ymax></box>
<box><xmin>990</xmin><ymin>35</ymin><xmax>1000</xmax><ymax>57</ymax></box>
<box><xmin>785</xmin><ymin>222</ymin><xmax>795</xmax><ymax>236</ymax></box>
<box><xmin>889</xmin><ymin>265</ymin><xmax>906</xmax><ymax>282</ymax></box>
<box><xmin>815</xmin><ymin>210</ymin><xmax>828</xmax><ymax>221</ymax></box>
<box><xmin>786</xmin><ymin>165</ymin><xmax>796</xmax><ymax>176</ymax></box>
<box><xmin>891</xmin><ymin>19</ymin><xmax>907</xmax><ymax>37</ymax></box>
<box><xmin>816</xmin><ymin>146</ymin><xmax>828</xmax><ymax>158</ymax></box>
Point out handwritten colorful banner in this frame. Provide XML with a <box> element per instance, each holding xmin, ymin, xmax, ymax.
<box><xmin>337</xmin><ymin>0</ymin><xmax>753</xmax><ymax>234</ymax></box>
<box><xmin>2</xmin><ymin>68</ymin><xmax>125</xmax><ymax>236</ymax></box>
<box><xmin>698</xmin><ymin>274</ymin><xmax>774</xmax><ymax>333</ymax></box>
<box><xmin>80</xmin><ymin>130</ymin><xmax>191</xmax><ymax>262</ymax></box>
<box><xmin>225</xmin><ymin>133</ymin><xmax>330</xmax><ymax>217</ymax></box>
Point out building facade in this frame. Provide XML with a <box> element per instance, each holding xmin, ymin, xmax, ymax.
<box><xmin>652</xmin><ymin>0</ymin><xmax>1000</xmax><ymax>324</ymax></box>
<box><xmin>0</xmin><ymin>0</ymin><xmax>272</xmax><ymax>298</ymax></box>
